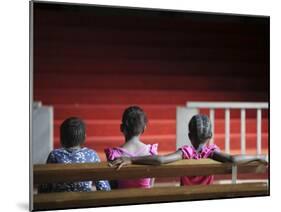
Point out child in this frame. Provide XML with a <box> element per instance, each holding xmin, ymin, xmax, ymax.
<box><xmin>104</xmin><ymin>106</ymin><xmax>158</xmax><ymax>189</ymax></box>
<box><xmin>109</xmin><ymin>114</ymin><xmax>267</xmax><ymax>186</ymax></box>
<box><xmin>38</xmin><ymin>117</ymin><xmax>111</xmax><ymax>192</ymax></box>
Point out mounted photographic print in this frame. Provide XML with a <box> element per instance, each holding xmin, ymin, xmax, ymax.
<box><xmin>30</xmin><ymin>0</ymin><xmax>269</xmax><ymax>210</ymax></box>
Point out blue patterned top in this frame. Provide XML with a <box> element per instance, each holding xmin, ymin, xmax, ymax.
<box><xmin>38</xmin><ymin>147</ymin><xmax>111</xmax><ymax>192</ymax></box>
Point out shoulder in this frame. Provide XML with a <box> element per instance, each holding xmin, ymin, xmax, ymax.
<box><xmin>81</xmin><ymin>147</ymin><xmax>101</xmax><ymax>161</ymax></box>
<box><xmin>104</xmin><ymin>147</ymin><xmax>123</xmax><ymax>161</ymax></box>
<box><xmin>201</xmin><ymin>144</ymin><xmax>221</xmax><ymax>158</ymax></box>
<box><xmin>204</xmin><ymin>144</ymin><xmax>220</xmax><ymax>152</ymax></box>
<box><xmin>47</xmin><ymin>148</ymin><xmax>66</xmax><ymax>163</ymax></box>
<box><xmin>147</xmin><ymin>143</ymin><xmax>158</xmax><ymax>155</ymax></box>
<box><xmin>50</xmin><ymin>148</ymin><xmax>64</xmax><ymax>153</ymax></box>
<box><xmin>49</xmin><ymin>148</ymin><xmax>66</xmax><ymax>157</ymax></box>
<box><xmin>81</xmin><ymin>147</ymin><xmax>98</xmax><ymax>155</ymax></box>
<box><xmin>178</xmin><ymin>145</ymin><xmax>195</xmax><ymax>159</ymax></box>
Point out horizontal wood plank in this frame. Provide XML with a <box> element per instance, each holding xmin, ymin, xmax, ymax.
<box><xmin>34</xmin><ymin>159</ymin><xmax>267</xmax><ymax>184</ymax></box>
<box><xmin>34</xmin><ymin>182</ymin><xmax>268</xmax><ymax>210</ymax></box>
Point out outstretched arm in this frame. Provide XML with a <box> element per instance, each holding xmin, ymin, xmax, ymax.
<box><xmin>211</xmin><ymin>151</ymin><xmax>268</xmax><ymax>164</ymax></box>
<box><xmin>109</xmin><ymin>150</ymin><xmax>183</xmax><ymax>170</ymax></box>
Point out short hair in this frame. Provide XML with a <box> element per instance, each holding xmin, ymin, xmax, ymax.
<box><xmin>188</xmin><ymin>114</ymin><xmax>212</xmax><ymax>142</ymax></box>
<box><xmin>60</xmin><ymin>117</ymin><xmax>86</xmax><ymax>148</ymax></box>
<box><xmin>121</xmin><ymin>106</ymin><xmax>148</xmax><ymax>139</ymax></box>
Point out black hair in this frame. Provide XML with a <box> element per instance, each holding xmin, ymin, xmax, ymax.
<box><xmin>60</xmin><ymin>117</ymin><xmax>86</xmax><ymax>148</ymax></box>
<box><xmin>188</xmin><ymin>114</ymin><xmax>213</xmax><ymax>143</ymax></box>
<box><xmin>121</xmin><ymin>106</ymin><xmax>148</xmax><ymax>139</ymax></box>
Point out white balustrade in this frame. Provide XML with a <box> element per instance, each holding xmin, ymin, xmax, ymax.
<box><xmin>181</xmin><ymin>102</ymin><xmax>269</xmax><ymax>155</ymax></box>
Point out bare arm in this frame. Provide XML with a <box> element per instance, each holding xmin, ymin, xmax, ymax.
<box><xmin>109</xmin><ymin>150</ymin><xmax>183</xmax><ymax>170</ymax></box>
<box><xmin>211</xmin><ymin>151</ymin><xmax>268</xmax><ymax>164</ymax></box>
<box><xmin>131</xmin><ymin>150</ymin><xmax>183</xmax><ymax>165</ymax></box>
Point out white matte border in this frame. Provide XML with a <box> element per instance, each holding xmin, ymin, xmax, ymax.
<box><xmin>1</xmin><ymin>0</ymin><xmax>279</xmax><ymax>212</ymax></box>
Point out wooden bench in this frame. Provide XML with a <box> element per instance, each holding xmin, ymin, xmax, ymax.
<box><xmin>33</xmin><ymin>159</ymin><xmax>268</xmax><ymax>210</ymax></box>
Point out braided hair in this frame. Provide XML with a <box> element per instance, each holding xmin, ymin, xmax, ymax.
<box><xmin>188</xmin><ymin>114</ymin><xmax>213</xmax><ymax>144</ymax></box>
<box><xmin>60</xmin><ymin>117</ymin><xmax>86</xmax><ymax>148</ymax></box>
<box><xmin>121</xmin><ymin>106</ymin><xmax>148</xmax><ymax>139</ymax></box>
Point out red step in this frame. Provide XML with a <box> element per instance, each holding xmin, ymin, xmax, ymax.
<box><xmin>213</xmin><ymin>119</ymin><xmax>268</xmax><ymax>133</ymax></box>
<box><xmin>212</xmin><ymin>134</ymin><xmax>269</xmax><ymax>153</ymax></box>
<box><xmin>54</xmin><ymin>119</ymin><xmax>175</xmax><ymax>137</ymax></box>
<box><xmin>34</xmin><ymin>89</ymin><xmax>268</xmax><ymax>105</ymax></box>
<box><xmin>54</xmin><ymin>133</ymin><xmax>268</xmax><ymax>153</ymax></box>
<box><xmin>52</xmin><ymin>104</ymin><xmax>268</xmax><ymax>120</ymax></box>
<box><xmin>53</xmin><ymin>104</ymin><xmax>177</xmax><ymax>120</ymax></box>
<box><xmin>54</xmin><ymin>135</ymin><xmax>176</xmax><ymax>150</ymax></box>
<box><xmin>53</xmin><ymin>118</ymin><xmax>268</xmax><ymax>137</ymax></box>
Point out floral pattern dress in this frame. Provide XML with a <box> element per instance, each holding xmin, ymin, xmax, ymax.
<box><xmin>38</xmin><ymin>147</ymin><xmax>111</xmax><ymax>192</ymax></box>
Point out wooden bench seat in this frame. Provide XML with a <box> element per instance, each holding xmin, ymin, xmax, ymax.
<box><xmin>34</xmin><ymin>182</ymin><xmax>268</xmax><ymax>210</ymax></box>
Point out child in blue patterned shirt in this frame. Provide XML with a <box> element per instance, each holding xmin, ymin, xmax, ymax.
<box><xmin>38</xmin><ymin>117</ymin><xmax>111</xmax><ymax>192</ymax></box>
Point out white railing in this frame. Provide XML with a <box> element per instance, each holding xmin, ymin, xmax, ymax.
<box><xmin>32</xmin><ymin>101</ymin><xmax>54</xmax><ymax>164</ymax></box>
<box><xmin>177</xmin><ymin>102</ymin><xmax>268</xmax><ymax>155</ymax></box>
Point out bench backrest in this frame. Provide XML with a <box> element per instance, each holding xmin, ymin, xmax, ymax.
<box><xmin>34</xmin><ymin>159</ymin><xmax>267</xmax><ymax>184</ymax></box>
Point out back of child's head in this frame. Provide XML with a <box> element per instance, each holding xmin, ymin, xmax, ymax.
<box><xmin>121</xmin><ymin>106</ymin><xmax>148</xmax><ymax>139</ymax></box>
<box><xmin>189</xmin><ymin>114</ymin><xmax>212</xmax><ymax>144</ymax></box>
<box><xmin>60</xmin><ymin>117</ymin><xmax>86</xmax><ymax>148</ymax></box>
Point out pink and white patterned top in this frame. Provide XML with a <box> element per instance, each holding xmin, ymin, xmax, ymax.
<box><xmin>178</xmin><ymin>144</ymin><xmax>220</xmax><ymax>186</ymax></box>
<box><xmin>105</xmin><ymin>144</ymin><xmax>158</xmax><ymax>189</ymax></box>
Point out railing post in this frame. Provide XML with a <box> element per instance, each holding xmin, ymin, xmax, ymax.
<box><xmin>257</xmin><ymin>109</ymin><xmax>262</xmax><ymax>155</ymax></box>
<box><xmin>225</xmin><ymin>109</ymin><xmax>230</xmax><ymax>154</ymax></box>
<box><xmin>176</xmin><ymin>107</ymin><xmax>198</xmax><ymax>149</ymax></box>
<box><xmin>232</xmin><ymin>164</ymin><xmax>237</xmax><ymax>184</ymax></box>
<box><xmin>240</xmin><ymin>109</ymin><xmax>246</xmax><ymax>154</ymax></box>
<box><xmin>209</xmin><ymin>109</ymin><xmax>215</xmax><ymax>144</ymax></box>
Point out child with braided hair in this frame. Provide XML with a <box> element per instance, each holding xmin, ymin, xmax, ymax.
<box><xmin>110</xmin><ymin>114</ymin><xmax>267</xmax><ymax>186</ymax></box>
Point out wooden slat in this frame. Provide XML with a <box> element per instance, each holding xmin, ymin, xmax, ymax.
<box><xmin>34</xmin><ymin>159</ymin><xmax>267</xmax><ymax>184</ymax></box>
<box><xmin>34</xmin><ymin>182</ymin><xmax>268</xmax><ymax>210</ymax></box>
